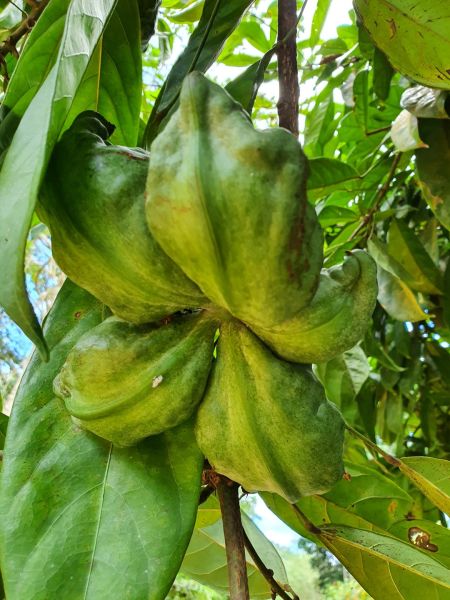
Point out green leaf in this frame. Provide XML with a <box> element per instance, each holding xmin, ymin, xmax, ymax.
<box><xmin>225</xmin><ymin>50</ymin><xmax>275</xmax><ymax>114</ymax></box>
<box><xmin>427</xmin><ymin>342</ymin><xmax>450</xmax><ymax>388</ymax></box>
<box><xmin>354</xmin><ymin>0</ymin><xmax>450</xmax><ymax>89</ymax></box>
<box><xmin>183</xmin><ymin>496</ymin><xmax>288</xmax><ymax>597</ymax></box>
<box><xmin>262</xmin><ymin>491</ymin><xmax>378</xmax><ymax>548</ymax></box>
<box><xmin>315</xmin><ymin>346</ymin><xmax>370</xmax><ymax>423</ymax></box>
<box><xmin>143</xmin><ymin>0</ymin><xmax>253</xmax><ymax>146</ymax></box>
<box><xmin>387</xmin><ymin>219</ymin><xmax>443</xmax><ymax>295</ymax></box>
<box><xmin>263</xmin><ymin>463</ymin><xmax>414</xmax><ymax>542</ymax></box>
<box><xmin>0</xmin><ymin>412</ymin><xmax>7</xmax><ymax>451</ymax></box>
<box><xmin>353</xmin><ymin>69</ymin><xmax>369</xmax><ymax>132</ymax></box>
<box><xmin>377</xmin><ymin>266</ymin><xmax>428</xmax><ymax>322</ymax></box>
<box><xmin>0</xmin><ymin>281</ymin><xmax>203</xmax><ymax>600</ymax></box>
<box><xmin>0</xmin><ymin>0</ymin><xmax>70</xmax><ymax>160</ymax></box>
<box><xmin>0</xmin><ymin>0</ymin><xmax>118</xmax><ymax>358</ymax></box>
<box><xmin>317</xmin><ymin>205</ymin><xmax>358</xmax><ymax>228</ymax></box>
<box><xmin>364</xmin><ymin>333</ymin><xmax>406</xmax><ymax>372</ymax></box>
<box><xmin>443</xmin><ymin>259</ymin><xmax>450</xmax><ymax>329</ymax></box>
<box><xmin>373</xmin><ymin>47</ymin><xmax>394</xmax><ymax>101</ymax></box>
<box><xmin>416</xmin><ymin>119</ymin><xmax>450</xmax><ymax>231</ymax></box>
<box><xmin>65</xmin><ymin>0</ymin><xmax>142</xmax><ymax>146</ymax></box>
<box><xmin>303</xmin><ymin>95</ymin><xmax>335</xmax><ymax>157</ymax></box>
<box><xmin>388</xmin><ymin>519</ymin><xmax>450</xmax><ymax>568</ymax></box>
<box><xmin>307</xmin><ymin>158</ymin><xmax>361</xmax><ymax>200</ymax></box>
<box><xmin>320</xmin><ymin>525</ymin><xmax>450</xmax><ymax>600</ymax></box>
<box><xmin>168</xmin><ymin>0</ymin><xmax>204</xmax><ymax>23</ymax></box>
<box><xmin>309</xmin><ymin>0</ymin><xmax>332</xmax><ymax>47</ymax></box>
<box><xmin>368</xmin><ymin>239</ymin><xmax>428</xmax><ymax>322</ymax></box>
<box><xmin>239</xmin><ymin>20</ymin><xmax>271</xmax><ymax>53</ymax></box>
<box><xmin>399</xmin><ymin>457</ymin><xmax>450</xmax><ymax>515</ymax></box>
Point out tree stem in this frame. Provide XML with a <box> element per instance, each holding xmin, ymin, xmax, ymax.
<box><xmin>277</xmin><ymin>0</ymin><xmax>300</xmax><ymax>135</ymax></box>
<box><xmin>216</xmin><ymin>476</ymin><xmax>250</xmax><ymax>600</ymax></box>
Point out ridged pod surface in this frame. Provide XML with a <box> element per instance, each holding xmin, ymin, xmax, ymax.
<box><xmin>146</xmin><ymin>72</ymin><xmax>323</xmax><ymax>330</ymax></box>
<box><xmin>253</xmin><ymin>251</ymin><xmax>378</xmax><ymax>364</ymax></box>
<box><xmin>38</xmin><ymin>111</ymin><xmax>205</xmax><ymax>324</ymax></box>
<box><xmin>195</xmin><ymin>320</ymin><xmax>345</xmax><ymax>502</ymax></box>
<box><xmin>54</xmin><ymin>312</ymin><xmax>217</xmax><ymax>446</ymax></box>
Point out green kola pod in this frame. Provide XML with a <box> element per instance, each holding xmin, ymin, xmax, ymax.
<box><xmin>38</xmin><ymin>111</ymin><xmax>205</xmax><ymax>324</ymax></box>
<box><xmin>146</xmin><ymin>72</ymin><xmax>323</xmax><ymax>330</ymax></box>
<box><xmin>253</xmin><ymin>251</ymin><xmax>377</xmax><ymax>364</ymax></box>
<box><xmin>195</xmin><ymin>320</ymin><xmax>345</xmax><ymax>502</ymax></box>
<box><xmin>54</xmin><ymin>311</ymin><xmax>217</xmax><ymax>446</ymax></box>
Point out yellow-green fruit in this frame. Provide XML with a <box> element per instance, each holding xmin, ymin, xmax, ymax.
<box><xmin>146</xmin><ymin>72</ymin><xmax>323</xmax><ymax>331</ymax></box>
<box><xmin>38</xmin><ymin>111</ymin><xmax>205</xmax><ymax>324</ymax></box>
<box><xmin>195</xmin><ymin>320</ymin><xmax>345</xmax><ymax>502</ymax></box>
<box><xmin>54</xmin><ymin>312</ymin><xmax>217</xmax><ymax>446</ymax></box>
<box><xmin>253</xmin><ymin>251</ymin><xmax>377</xmax><ymax>364</ymax></box>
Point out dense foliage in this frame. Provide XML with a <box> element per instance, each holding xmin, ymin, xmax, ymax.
<box><xmin>0</xmin><ymin>1</ymin><xmax>449</xmax><ymax>599</ymax></box>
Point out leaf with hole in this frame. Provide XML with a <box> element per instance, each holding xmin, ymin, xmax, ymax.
<box><xmin>321</xmin><ymin>525</ymin><xmax>450</xmax><ymax>600</ymax></box>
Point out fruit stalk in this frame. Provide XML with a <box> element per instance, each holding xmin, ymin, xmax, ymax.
<box><xmin>216</xmin><ymin>476</ymin><xmax>250</xmax><ymax>600</ymax></box>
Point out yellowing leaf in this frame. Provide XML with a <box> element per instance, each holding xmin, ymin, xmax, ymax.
<box><xmin>399</xmin><ymin>457</ymin><xmax>450</xmax><ymax>515</ymax></box>
<box><xmin>354</xmin><ymin>1</ymin><xmax>450</xmax><ymax>89</ymax></box>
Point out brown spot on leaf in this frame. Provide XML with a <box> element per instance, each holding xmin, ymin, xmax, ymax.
<box><xmin>387</xmin><ymin>500</ymin><xmax>398</xmax><ymax>513</ymax></box>
<box><xmin>74</xmin><ymin>311</ymin><xmax>83</xmax><ymax>320</ymax></box>
<box><xmin>408</xmin><ymin>527</ymin><xmax>438</xmax><ymax>552</ymax></box>
<box><xmin>386</xmin><ymin>18</ymin><xmax>397</xmax><ymax>39</ymax></box>
<box><xmin>342</xmin><ymin>472</ymin><xmax>352</xmax><ymax>481</ymax></box>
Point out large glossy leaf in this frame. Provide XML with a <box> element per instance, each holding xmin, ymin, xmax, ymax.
<box><xmin>320</xmin><ymin>525</ymin><xmax>450</xmax><ymax>600</ymax></box>
<box><xmin>0</xmin><ymin>281</ymin><xmax>203</xmax><ymax>600</ymax></box>
<box><xmin>143</xmin><ymin>0</ymin><xmax>253</xmax><ymax>145</ymax></box>
<box><xmin>387</xmin><ymin>219</ymin><xmax>443</xmax><ymax>295</ymax></box>
<box><xmin>64</xmin><ymin>0</ymin><xmax>142</xmax><ymax>146</ymax></box>
<box><xmin>0</xmin><ymin>0</ymin><xmax>118</xmax><ymax>357</ymax></box>
<box><xmin>416</xmin><ymin>119</ymin><xmax>450</xmax><ymax>231</ymax></box>
<box><xmin>354</xmin><ymin>1</ymin><xmax>450</xmax><ymax>89</ymax></box>
<box><xmin>399</xmin><ymin>457</ymin><xmax>450</xmax><ymax>515</ymax></box>
<box><xmin>183</xmin><ymin>497</ymin><xmax>288</xmax><ymax>598</ymax></box>
<box><xmin>0</xmin><ymin>0</ymin><xmax>70</xmax><ymax>160</ymax></box>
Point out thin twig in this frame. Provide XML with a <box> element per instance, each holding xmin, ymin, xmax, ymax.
<box><xmin>243</xmin><ymin>530</ymin><xmax>299</xmax><ymax>600</ymax></box>
<box><xmin>291</xmin><ymin>504</ymin><xmax>322</xmax><ymax>535</ymax></box>
<box><xmin>198</xmin><ymin>484</ymin><xmax>215</xmax><ymax>505</ymax></box>
<box><xmin>0</xmin><ymin>0</ymin><xmax>50</xmax><ymax>79</ymax></box>
<box><xmin>8</xmin><ymin>1</ymin><xmax>27</xmax><ymax>16</ymax></box>
<box><xmin>216</xmin><ymin>476</ymin><xmax>250</xmax><ymax>600</ymax></box>
<box><xmin>346</xmin><ymin>424</ymin><xmax>401</xmax><ymax>467</ymax></box>
<box><xmin>349</xmin><ymin>152</ymin><xmax>402</xmax><ymax>242</ymax></box>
